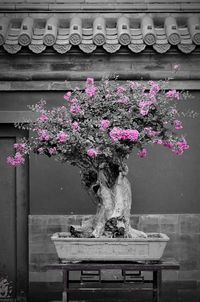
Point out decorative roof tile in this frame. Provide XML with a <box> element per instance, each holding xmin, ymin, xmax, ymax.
<box><xmin>0</xmin><ymin>14</ymin><xmax>199</xmax><ymax>54</ymax></box>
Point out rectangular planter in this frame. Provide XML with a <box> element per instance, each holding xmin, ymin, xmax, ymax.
<box><xmin>51</xmin><ymin>232</ymin><xmax>169</xmax><ymax>262</ymax></box>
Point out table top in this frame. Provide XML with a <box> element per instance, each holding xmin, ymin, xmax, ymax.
<box><xmin>45</xmin><ymin>259</ymin><xmax>180</xmax><ymax>271</ymax></box>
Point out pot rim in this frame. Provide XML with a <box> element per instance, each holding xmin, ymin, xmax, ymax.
<box><xmin>51</xmin><ymin>232</ymin><xmax>169</xmax><ymax>242</ymax></box>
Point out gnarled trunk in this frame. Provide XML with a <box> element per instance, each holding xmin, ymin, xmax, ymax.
<box><xmin>71</xmin><ymin>165</ymin><xmax>147</xmax><ymax>239</ymax></box>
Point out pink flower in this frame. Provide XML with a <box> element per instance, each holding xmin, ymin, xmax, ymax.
<box><xmin>166</xmin><ymin>90</ymin><xmax>180</xmax><ymax>100</ymax></box>
<box><xmin>171</xmin><ymin>108</ymin><xmax>178</xmax><ymax>115</ymax></box>
<box><xmin>138</xmin><ymin>101</ymin><xmax>151</xmax><ymax>116</ymax></box>
<box><xmin>148</xmin><ymin>81</ymin><xmax>160</xmax><ymax>95</ymax></box>
<box><xmin>49</xmin><ymin>147</ymin><xmax>57</xmax><ymax>155</ymax></box>
<box><xmin>163</xmin><ymin>141</ymin><xmax>174</xmax><ymax>149</ymax></box>
<box><xmin>144</xmin><ymin>127</ymin><xmax>160</xmax><ymax>137</ymax></box>
<box><xmin>117</xmin><ymin>86</ymin><xmax>126</xmax><ymax>94</ymax></box>
<box><xmin>117</xmin><ymin>96</ymin><xmax>129</xmax><ymax>104</ymax></box>
<box><xmin>138</xmin><ymin>148</ymin><xmax>148</xmax><ymax>158</ymax></box>
<box><xmin>86</xmin><ymin>78</ymin><xmax>94</xmax><ymax>86</ymax></box>
<box><xmin>109</xmin><ymin>127</ymin><xmax>122</xmax><ymax>141</ymax></box>
<box><xmin>154</xmin><ymin>139</ymin><xmax>163</xmax><ymax>145</ymax></box>
<box><xmin>87</xmin><ymin>148</ymin><xmax>98</xmax><ymax>158</ymax></box>
<box><xmin>174</xmin><ymin>120</ymin><xmax>183</xmax><ymax>130</ymax></box>
<box><xmin>64</xmin><ymin>91</ymin><xmax>72</xmax><ymax>100</ymax></box>
<box><xmin>72</xmin><ymin>121</ymin><xmax>80</xmax><ymax>132</ymax></box>
<box><xmin>70</xmin><ymin>98</ymin><xmax>79</xmax><ymax>104</ymax></box>
<box><xmin>13</xmin><ymin>143</ymin><xmax>26</xmax><ymax>153</ymax></box>
<box><xmin>100</xmin><ymin>119</ymin><xmax>110</xmax><ymax>130</ymax></box>
<box><xmin>129</xmin><ymin>81</ymin><xmax>138</xmax><ymax>89</ymax></box>
<box><xmin>38</xmin><ymin>130</ymin><xmax>50</xmax><ymax>141</ymax></box>
<box><xmin>7</xmin><ymin>152</ymin><xmax>25</xmax><ymax>166</ymax></box>
<box><xmin>37</xmin><ymin>147</ymin><xmax>44</xmax><ymax>154</ymax></box>
<box><xmin>121</xmin><ymin>129</ymin><xmax>139</xmax><ymax>141</ymax></box>
<box><xmin>38</xmin><ymin>114</ymin><xmax>48</xmax><ymax>123</ymax></box>
<box><xmin>109</xmin><ymin>128</ymin><xmax>139</xmax><ymax>142</ymax></box>
<box><xmin>85</xmin><ymin>86</ymin><xmax>97</xmax><ymax>97</ymax></box>
<box><xmin>70</xmin><ymin>104</ymin><xmax>81</xmax><ymax>114</ymax></box>
<box><xmin>57</xmin><ymin>131</ymin><xmax>69</xmax><ymax>143</ymax></box>
<box><xmin>173</xmin><ymin>138</ymin><xmax>189</xmax><ymax>155</ymax></box>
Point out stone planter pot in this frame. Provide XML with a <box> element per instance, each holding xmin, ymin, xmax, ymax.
<box><xmin>51</xmin><ymin>232</ymin><xmax>169</xmax><ymax>263</ymax></box>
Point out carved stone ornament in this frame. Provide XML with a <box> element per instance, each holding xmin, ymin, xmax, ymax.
<box><xmin>0</xmin><ymin>34</ymin><xmax>5</xmax><ymax>46</ymax></box>
<box><xmin>69</xmin><ymin>33</ymin><xmax>81</xmax><ymax>45</ymax></box>
<box><xmin>79</xmin><ymin>44</ymin><xmax>97</xmax><ymax>53</ymax></box>
<box><xmin>153</xmin><ymin>43</ymin><xmax>171</xmax><ymax>53</ymax></box>
<box><xmin>18</xmin><ymin>33</ymin><xmax>31</xmax><ymax>46</ymax></box>
<box><xmin>53</xmin><ymin>44</ymin><xmax>72</xmax><ymax>54</ymax></box>
<box><xmin>93</xmin><ymin>33</ymin><xmax>105</xmax><ymax>46</ymax></box>
<box><xmin>143</xmin><ymin>33</ymin><xmax>156</xmax><ymax>45</ymax></box>
<box><xmin>0</xmin><ymin>275</ymin><xmax>13</xmax><ymax>298</ymax></box>
<box><xmin>43</xmin><ymin>33</ymin><xmax>56</xmax><ymax>46</ymax></box>
<box><xmin>128</xmin><ymin>44</ymin><xmax>146</xmax><ymax>53</ymax></box>
<box><xmin>103</xmin><ymin>44</ymin><xmax>121</xmax><ymax>53</ymax></box>
<box><xmin>119</xmin><ymin>33</ymin><xmax>131</xmax><ymax>46</ymax></box>
<box><xmin>168</xmin><ymin>33</ymin><xmax>181</xmax><ymax>45</ymax></box>
<box><xmin>3</xmin><ymin>44</ymin><xmax>21</xmax><ymax>54</ymax></box>
<box><xmin>178</xmin><ymin>44</ymin><xmax>196</xmax><ymax>53</ymax></box>
<box><xmin>29</xmin><ymin>44</ymin><xmax>46</xmax><ymax>54</ymax></box>
<box><xmin>193</xmin><ymin>32</ymin><xmax>200</xmax><ymax>45</ymax></box>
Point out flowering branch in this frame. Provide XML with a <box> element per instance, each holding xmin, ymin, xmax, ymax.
<box><xmin>7</xmin><ymin>77</ymin><xmax>190</xmax><ymax>168</ymax></box>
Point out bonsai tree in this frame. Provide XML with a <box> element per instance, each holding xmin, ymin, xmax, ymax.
<box><xmin>7</xmin><ymin>77</ymin><xmax>189</xmax><ymax>238</ymax></box>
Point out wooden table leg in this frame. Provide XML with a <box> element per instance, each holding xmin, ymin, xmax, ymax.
<box><xmin>153</xmin><ymin>270</ymin><xmax>162</xmax><ymax>302</ymax></box>
<box><xmin>62</xmin><ymin>269</ymin><xmax>69</xmax><ymax>302</ymax></box>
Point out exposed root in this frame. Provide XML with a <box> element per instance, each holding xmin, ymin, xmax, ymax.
<box><xmin>70</xmin><ymin>168</ymin><xmax>147</xmax><ymax>239</ymax></box>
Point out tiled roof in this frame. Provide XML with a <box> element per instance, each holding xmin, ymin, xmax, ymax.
<box><xmin>0</xmin><ymin>15</ymin><xmax>200</xmax><ymax>54</ymax></box>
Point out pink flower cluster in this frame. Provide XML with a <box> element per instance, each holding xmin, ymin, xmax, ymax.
<box><xmin>116</xmin><ymin>86</ymin><xmax>126</xmax><ymax>94</ymax></box>
<box><xmin>163</xmin><ymin>138</ymin><xmax>189</xmax><ymax>155</ymax></box>
<box><xmin>138</xmin><ymin>100</ymin><xmax>152</xmax><ymax>116</ymax></box>
<box><xmin>85</xmin><ymin>78</ymin><xmax>97</xmax><ymax>97</ymax></box>
<box><xmin>86</xmin><ymin>78</ymin><xmax>94</xmax><ymax>85</ymax></box>
<box><xmin>64</xmin><ymin>92</ymin><xmax>79</xmax><ymax>104</ymax></box>
<box><xmin>7</xmin><ymin>152</ymin><xmax>25</xmax><ymax>166</ymax></box>
<box><xmin>148</xmin><ymin>81</ymin><xmax>160</xmax><ymax>95</ymax></box>
<box><xmin>166</xmin><ymin>89</ymin><xmax>180</xmax><ymax>100</ymax></box>
<box><xmin>64</xmin><ymin>91</ymin><xmax>72</xmax><ymax>101</ymax></box>
<box><xmin>117</xmin><ymin>96</ymin><xmax>129</xmax><ymax>104</ymax></box>
<box><xmin>100</xmin><ymin>119</ymin><xmax>110</xmax><ymax>130</ymax></box>
<box><xmin>87</xmin><ymin>148</ymin><xmax>98</xmax><ymax>158</ymax></box>
<box><xmin>70</xmin><ymin>104</ymin><xmax>81</xmax><ymax>114</ymax></box>
<box><xmin>49</xmin><ymin>147</ymin><xmax>57</xmax><ymax>155</ymax></box>
<box><xmin>129</xmin><ymin>81</ymin><xmax>140</xmax><ymax>90</ymax></box>
<box><xmin>57</xmin><ymin>131</ymin><xmax>69</xmax><ymax>143</ymax></box>
<box><xmin>38</xmin><ymin>130</ymin><xmax>50</xmax><ymax>141</ymax></box>
<box><xmin>14</xmin><ymin>143</ymin><xmax>26</xmax><ymax>152</ymax></box>
<box><xmin>144</xmin><ymin>127</ymin><xmax>160</xmax><ymax>137</ymax></box>
<box><xmin>38</xmin><ymin>114</ymin><xmax>48</xmax><ymax>123</ymax></box>
<box><xmin>174</xmin><ymin>120</ymin><xmax>183</xmax><ymax>130</ymax></box>
<box><xmin>137</xmin><ymin>148</ymin><xmax>148</xmax><ymax>158</ymax></box>
<box><xmin>72</xmin><ymin>121</ymin><xmax>80</xmax><ymax>132</ymax></box>
<box><xmin>174</xmin><ymin>138</ymin><xmax>189</xmax><ymax>155</ymax></box>
<box><xmin>109</xmin><ymin>127</ymin><xmax>139</xmax><ymax>142</ymax></box>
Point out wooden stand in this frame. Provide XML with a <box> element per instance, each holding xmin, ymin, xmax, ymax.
<box><xmin>46</xmin><ymin>260</ymin><xmax>179</xmax><ymax>302</ymax></box>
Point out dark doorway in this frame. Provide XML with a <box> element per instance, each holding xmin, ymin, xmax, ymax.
<box><xmin>0</xmin><ymin>124</ymin><xmax>29</xmax><ymax>301</ymax></box>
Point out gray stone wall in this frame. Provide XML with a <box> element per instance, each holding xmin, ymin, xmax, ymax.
<box><xmin>29</xmin><ymin>214</ymin><xmax>200</xmax><ymax>283</ymax></box>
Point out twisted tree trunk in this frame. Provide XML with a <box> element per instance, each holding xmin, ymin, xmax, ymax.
<box><xmin>70</xmin><ymin>165</ymin><xmax>147</xmax><ymax>239</ymax></box>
